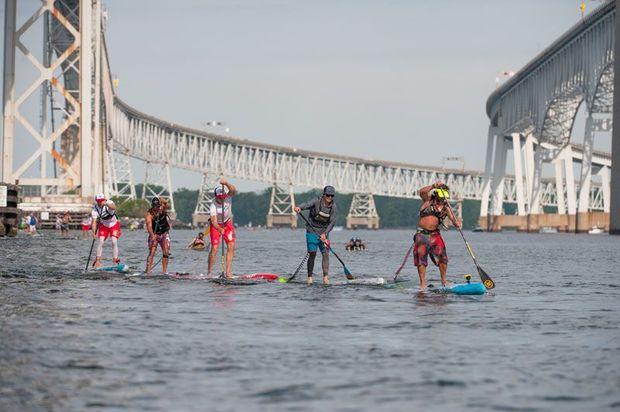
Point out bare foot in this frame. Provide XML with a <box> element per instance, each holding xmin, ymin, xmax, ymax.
<box><xmin>307</xmin><ymin>276</ymin><xmax>313</xmax><ymax>285</ymax></box>
<box><xmin>323</xmin><ymin>276</ymin><xmax>329</xmax><ymax>285</ymax></box>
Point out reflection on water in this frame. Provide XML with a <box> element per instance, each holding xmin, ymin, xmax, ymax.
<box><xmin>1</xmin><ymin>229</ymin><xmax>619</xmax><ymax>410</ymax></box>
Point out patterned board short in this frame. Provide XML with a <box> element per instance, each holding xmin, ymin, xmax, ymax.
<box><xmin>413</xmin><ymin>230</ymin><xmax>448</xmax><ymax>267</ymax></box>
<box><xmin>148</xmin><ymin>232</ymin><xmax>170</xmax><ymax>250</ymax></box>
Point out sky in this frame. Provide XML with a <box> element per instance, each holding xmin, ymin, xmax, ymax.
<box><xmin>1</xmin><ymin>0</ymin><xmax>610</xmax><ymax>191</ymax></box>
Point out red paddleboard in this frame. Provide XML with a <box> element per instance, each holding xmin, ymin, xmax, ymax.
<box><xmin>169</xmin><ymin>272</ymin><xmax>279</xmax><ymax>282</ymax></box>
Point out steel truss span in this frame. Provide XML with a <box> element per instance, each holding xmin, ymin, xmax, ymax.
<box><xmin>112</xmin><ymin>98</ymin><xmax>496</xmax><ymax>203</ymax></box>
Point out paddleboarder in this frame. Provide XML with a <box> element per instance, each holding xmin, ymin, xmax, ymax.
<box><xmin>145</xmin><ymin>197</ymin><xmax>172</xmax><ymax>275</ymax></box>
<box><xmin>414</xmin><ymin>182</ymin><xmax>461</xmax><ymax>290</ymax></box>
<box><xmin>207</xmin><ymin>179</ymin><xmax>237</xmax><ymax>278</ymax></box>
<box><xmin>294</xmin><ymin>185</ymin><xmax>337</xmax><ymax>285</ymax></box>
<box><xmin>91</xmin><ymin>193</ymin><xmax>121</xmax><ymax>268</ymax></box>
<box><xmin>187</xmin><ymin>232</ymin><xmax>207</xmax><ymax>250</ymax></box>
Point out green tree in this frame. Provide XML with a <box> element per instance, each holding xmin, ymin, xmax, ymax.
<box><xmin>113</xmin><ymin>197</ymin><xmax>150</xmax><ymax>218</ymax></box>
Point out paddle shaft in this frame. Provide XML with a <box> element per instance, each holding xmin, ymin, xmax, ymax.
<box><xmin>297</xmin><ymin>211</ymin><xmax>353</xmax><ymax>279</ymax></box>
<box><xmin>85</xmin><ymin>224</ymin><xmax>99</xmax><ymax>271</ymax></box>
<box><xmin>286</xmin><ymin>252</ymin><xmax>310</xmax><ymax>283</ymax></box>
<box><xmin>394</xmin><ymin>243</ymin><xmax>413</xmax><ymax>281</ymax></box>
<box><xmin>446</xmin><ymin>202</ymin><xmax>495</xmax><ymax>288</ymax></box>
<box><xmin>85</xmin><ymin>211</ymin><xmax>101</xmax><ymax>271</ymax></box>
<box><xmin>220</xmin><ymin>184</ymin><xmax>226</xmax><ymax>277</ymax></box>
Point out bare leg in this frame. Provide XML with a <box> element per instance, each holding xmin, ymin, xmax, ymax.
<box><xmin>225</xmin><ymin>242</ymin><xmax>235</xmax><ymax>277</ymax></box>
<box><xmin>162</xmin><ymin>242</ymin><xmax>170</xmax><ymax>274</ymax></box>
<box><xmin>111</xmin><ymin>237</ymin><xmax>119</xmax><ymax>262</ymax></box>
<box><xmin>93</xmin><ymin>237</ymin><xmax>105</xmax><ymax>267</ymax></box>
<box><xmin>417</xmin><ymin>265</ymin><xmax>427</xmax><ymax>290</ymax></box>
<box><xmin>145</xmin><ymin>245</ymin><xmax>157</xmax><ymax>274</ymax></box>
<box><xmin>438</xmin><ymin>262</ymin><xmax>448</xmax><ymax>286</ymax></box>
<box><xmin>208</xmin><ymin>244</ymin><xmax>219</xmax><ymax>276</ymax></box>
<box><xmin>321</xmin><ymin>251</ymin><xmax>329</xmax><ymax>284</ymax></box>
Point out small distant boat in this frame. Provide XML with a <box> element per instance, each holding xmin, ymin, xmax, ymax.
<box><xmin>588</xmin><ymin>226</ymin><xmax>604</xmax><ymax>235</ymax></box>
<box><xmin>540</xmin><ymin>226</ymin><xmax>558</xmax><ymax>234</ymax></box>
<box><xmin>472</xmin><ymin>226</ymin><xmax>483</xmax><ymax>232</ymax></box>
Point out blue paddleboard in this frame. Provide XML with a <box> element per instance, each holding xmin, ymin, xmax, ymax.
<box><xmin>96</xmin><ymin>263</ymin><xmax>129</xmax><ymax>273</ymax></box>
<box><xmin>437</xmin><ymin>282</ymin><xmax>486</xmax><ymax>295</ymax></box>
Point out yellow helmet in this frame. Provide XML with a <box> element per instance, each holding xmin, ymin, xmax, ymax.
<box><xmin>433</xmin><ymin>188</ymin><xmax>450</xmax><ymax>200</ymax></box>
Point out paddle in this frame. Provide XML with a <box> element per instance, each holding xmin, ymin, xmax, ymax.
<box><xmin>297</xmin><ymin>212</ymin><xmax>354</xmax><ymax>280</ymax></box>
<box><xmin>219</xmin><ymin>183</ymin><xmax>226</xmax><ymax>278</ymax></box>
<box><xmin>85</xmin><ymin>212</ymin><xmax>100</xmax><ymax>271</ymax></box>
<box><xmin>393</xmin><ymin>243</ymin><xmax>413</xmax><ymax>282</ymax></box>
<box><xmin>446</xmin><ymin>202</ymin><xmax>495</xmax><ymax>289</ymax></box>
<box><xmin>283</xmin><ymin>252</ymin><xmax>310</xmax><ymax>283</ymax></box>
<box><xmin>85</xmin><ymin>226</ymin><xmax>98</xmax><ymax>271</ymax></box>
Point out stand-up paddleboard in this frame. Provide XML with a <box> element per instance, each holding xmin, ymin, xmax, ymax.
<box><xmin>93</xmin><ymin>263</ymin><xmax>129</xmax><ymax>273</ymax></box>
<box><xmin>170</xmin><ymin>272</ymin><xmax>279</xmax><ymax>283</ymax></box>
<box><xmin>282</xmin><ymin>277</ymin><xmax>385</xmax><ymax>286</ymax></box>
<box><xmin>432</xmin><ymin>282</ymin><xmax>486</xmax><ymax>295</ymax></box>
<box><xmin>430</xmin><ymin>275</ymin><xmax>486</xmax><ymax>295</ymax></box>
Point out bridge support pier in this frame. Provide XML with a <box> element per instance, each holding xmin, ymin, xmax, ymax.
<box><xmin>142</xmin><ymin>162</ymin><xmax>176</xmax><ymax>219</ymax></box>
<box><xmin>192</xmin><ymin>173</ymin><xmax>217</xmax><ymax>228</ymax></box>
<box><xmin>266</xmin><ymin>183</ymin><xmax>297</xmax><ymax>229</ymax></box>
<box><xmin>346</xmin><ymin>193</ymin><xmax>379</xmax><ymax>229</ymax></box>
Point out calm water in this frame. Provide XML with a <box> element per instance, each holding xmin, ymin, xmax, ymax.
<box><xmin>1</xmin><ymin>228</ymin><xmax>619</xmax><ymax>411</ymax></box>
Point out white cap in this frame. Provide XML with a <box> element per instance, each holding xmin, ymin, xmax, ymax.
<box><xmin>95</xmin><ymin>193</ymin><xmax>106</xmax><ymax>201</ymax></box>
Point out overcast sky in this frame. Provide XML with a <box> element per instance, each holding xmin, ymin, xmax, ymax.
<box><xmin>1</xmin><ymin>1</ymin><xmax>608</xmax><ymax>191</ymax></box>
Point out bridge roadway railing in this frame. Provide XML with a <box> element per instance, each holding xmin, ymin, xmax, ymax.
<box><xmin>112</xmin><ymin>98</ymin><xmax>491</xmax><ymax>202</ymax></box>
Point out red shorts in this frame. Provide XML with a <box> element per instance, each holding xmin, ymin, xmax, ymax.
<box><xmin>97</xmin><ymin>221</ymin><xmax>121</xmax><ymax>239</ymax></box>
<box><xmin>210</xmin><ymin>220</ymin><xmax>235</xmax><ymax>246</ymax></box>
<box><xmin>82</xmin><ymin>224</ymin><xmax>91</xmax><ymax>231</ymax></box>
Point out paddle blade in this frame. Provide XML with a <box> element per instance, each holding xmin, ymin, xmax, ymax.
<box><xmin>342</xmin><ymin>265</ymin><xmax>354</xmax><ymax>280</ymax></box>
<box><xmin>477</xmin><ymin>266</ymin><xmax>495</xmax><ymax>289</ymax></box>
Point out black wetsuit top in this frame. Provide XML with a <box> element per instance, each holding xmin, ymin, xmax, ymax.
<box><xmin>151</xmin><ymin>212</ymin><xmax>170</xmax><ymax>234</ymax></box>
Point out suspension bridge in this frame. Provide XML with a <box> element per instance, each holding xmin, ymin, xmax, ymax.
<box><xmin>1</xmin><ymin>0</ymin><xmax>616</xmax><ymax>232</ymax></box>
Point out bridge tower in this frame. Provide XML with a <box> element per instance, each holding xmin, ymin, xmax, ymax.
<box><xmin>2</xmin><ymin>0</ymin><xmax>106</xmax><ymax>214</ymax></box>
<box><xmin>192</xmin><ymin>173</ymin><xmax>217</xmax><ymax>228</ymax></box>
<box><xmin>142</xmin><ymin>162</ymin><xmax>175</xmax><ymax>218</ymax></box>
<box><xmin>266</xmin><ymin>183</ymin><xmax>297</xmax><ymax>229</ymax></box>
<box><xmin>346</xmin><ymin>193</ymin><xmax>379</xmax><ymax>229</ymax></box>
<box><xmin>108</xmin><ymin>150</ymin><xmax>136</xmax><ymax>203</ymax></box>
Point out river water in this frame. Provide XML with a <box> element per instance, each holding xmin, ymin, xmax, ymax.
<box><xmin>1</xmin><ymin>228</ymin><xmax>619</xmax><ymax>411</ymax></box>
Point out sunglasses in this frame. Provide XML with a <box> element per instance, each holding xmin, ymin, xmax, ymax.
<box><xmin>325</xmin><ymin>194</ymin><xmax>334</xmax><ymax>198</ymax></box>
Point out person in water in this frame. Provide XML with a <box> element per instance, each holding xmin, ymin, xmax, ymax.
<box><xmin>61</xmin><ymin>211</ymin><xmax>70</xmax><ymax>237</ymax></box>
<box><xmin>145</xmin><ymin>197</ymin><xmax>171</xmax><ymax>275</ymax></box>
<box><xmin>27</xmin><ymin>213</ymin><xmax>37</xmax><ymax>234</ymax></box>
<box><xmin>414</xmin><ymin>182</ymin><xmax>461</xmax><ymax>290</ymax></box>
<box><xmin>207</xmin><ymin>179</ymin><xmax>237</xmax><ymax>277</ymax></box>
<box><xmin>345</xmin><ymin>237</ymin><xmax>366</xmax><ymax>251</ymax></box>
<box><xmin>294</xmin><ymin>185</ymin><xmax>337</xmax><ymax>285</ymax></box>
<box><xmin>81</xmin><ymin>214</ymin><xmax>92</xmax><ymax>239</ymax></box>
<box><xmin>187</xmin><ymin>232</ymin><xmax>207</xmax><ymax>250</ymax></box>
<box><xmin>91</xmin><ymin>193</ymin><xmax>121</xmax><ymax>268</ymax></box>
